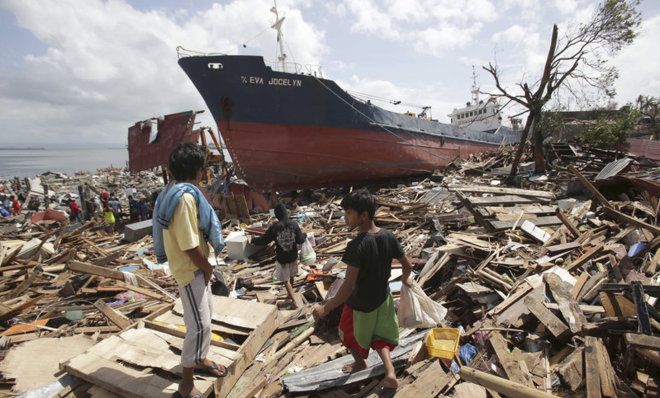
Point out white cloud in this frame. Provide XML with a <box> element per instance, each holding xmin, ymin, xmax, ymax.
<box><xmin>343</xmin><ymin>0</ymin><xmax>400</xmax><ymax>39</ymax></box>
<box><xmin>0</xmin><ymin>0</ymin><xmax>326</xmax><ymax>145</ymax></box>
<box><xmin>413</xmin><ymin>24</ymin><xmax>483</xmax><ymax>55</ymax></box>
<box><xmin>613</xmin><ymin>14</ymin><xmax>660</xmax><ymax>103</ymax></box>
<box><xmin>338</xmin><ymin>0</ymin><xmax>497</xmax><ymax>56</ymax></box>
<box><xmin>492</xmin><ymin>24</ymin><xmax>526</xmax><ymax>44</ymax></box>
<box><xmin>552</xmin><ymin>0</ymin><xmax>579</xmax><ymax>15</ymax></box>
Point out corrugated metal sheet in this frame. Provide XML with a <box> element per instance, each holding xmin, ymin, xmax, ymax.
<box><xmin>127</xmin><ymin>111</ymin><xmax>198</xmax><ymax>173</ymax></box>
<box><xmin>595</xmin><ymin>157</ymin><xmax>634</xmax><ymax>181</ymax></box>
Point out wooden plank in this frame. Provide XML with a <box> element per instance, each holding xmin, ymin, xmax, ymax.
<box><xmin>393</xmin><ymin>360</ymin><xmax>452</xmax><ymax>397</ymax></box>
<box><xmin>555</xmin><ymin>209</ymin><xmax>580</xmax><ymax>238</ymax></box>
<box><xmin>7</xmin><ymin>266</ymin><xmax>42</xmax><ymax>299</ymax></box>
<box><xmin>173</xmin><ymin>296</ymin><xmax>276</xmax><ymax>330</ymax></box>
<box><xmin>557</xmin><ymin>347</ymin><xmax>584</xmax><ymax>391</ymax></box>
<box><xmin>492</xmin><ymin>283</ymin><xmax>532</xmax><ymax>315</ymax></box>
<box><xmin>68</xmin><ymin>260</ymin><xmax>125</xmax><ymax>280</ymax></box>
<box><xmin>458</xmin><ymin>367</ymin><xmax>557</xmax><ymax>398</ymax></box>
<box><xmin>563</xmin><ymin>244</ymin><xmax>605</xmax><ymax>272</ymax></box>
<box><xmin>483</xmin><ymin>205</ymin><xmax>557</xmax><ymax>216</ymax></box>
<box><xmin>546</xmin><ymin>242</ymin><xmax>581</xmax><ymax>254</ymax></box>
<box><xmin>577</xmin><ymin>272</ymin><xmax>607</xmax><ymax>302</ymax></box>
<box><xmin>94</xmin><ymin>299</ymin><xmax>131</xmax><ymax>330</ymax></box>
<box><xmin>453</xmin><ymin>382</ymin><xmax>487</xmax><ymax>398</ymax></box>
<box><xmin>144</xmin><ymin>320</ymin><xmax>241</xmax><ymax>352</ymax></box>
<box><xmin>585</xmin><ymin>336</ymin><xmax>602</xmax><ymax>398</ymax></box>
<box><xmin>593</xmin><ymin>337</ymin><xmax>617</xmax><ymax>397</ymax></box>
<box><xmin>467</xmin><ymin>195</ymin><xmax>541</xmax><ymax>206</ymax></box>
<box><xmin>448</xmin><ymin>185</ymin><xmax>555</xmax><ymax>199</ymax></box>
<box><xmin>215</xmin><ymin>304</ymin><xmax>279</xmax><ymax>398</ymax></box>
<box><xmin>524</xmin><ymin>295</ymin><xmax>570</xmax><ymax>340</ymax></box>
<box><xmin>456</xmin><ymin>192</ymin><xmax>494</xmax><ymax>232</ymax></box>
<box><xmin>490</xmin><ymin>216</ymin><xmax>561</xmax><ymax>231</ymax></box>
<box><xmin>625</xmin><ymin>333</ymin><xmax>660</xmax><ymax>351</ymax></box>
<box><xmin>64</xmin><ymin>351</ymin><xmax>213</xmax><ymax>398</ymax></box>
<box><xmin>488</xmin><ymin>332</ymin><xmax>535</xmax><ymax>388</ymax></box>
<box><xmin>602</xmin><ymin>206</ymin><xmax>660</xmax><ymax>235</ymax></box>
<box><xmin>570</xmin><ymin>272</ymin><xmax>590</xmax><ymax>299</ymax></box>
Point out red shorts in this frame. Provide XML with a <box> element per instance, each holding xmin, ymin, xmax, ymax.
<box><xmin>338</xmin><ymin>304</ymin><xmax>396</xmax><ymax>359</ymax></box>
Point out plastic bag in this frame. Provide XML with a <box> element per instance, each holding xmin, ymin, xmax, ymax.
<box><xmin>300</xmin><ymin>239</ymin><xmax>317</xmax><ymax>265</ymax></box>
<box><xmin>397</xmin><ymin>280</ymin><xmax>447</xmax><ymax>329</ymax></box>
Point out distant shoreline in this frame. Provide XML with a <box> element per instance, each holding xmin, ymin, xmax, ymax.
<box><xmin>0</xmin><ymin>147</ymin><xmax>46</xmax><ymax>150</ymax></box>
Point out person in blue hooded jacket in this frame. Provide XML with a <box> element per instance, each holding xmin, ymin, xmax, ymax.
<box><xmin>152</xmin><ymin>143</ymin><xmax>226</xmax><ymax>398</ymax></box>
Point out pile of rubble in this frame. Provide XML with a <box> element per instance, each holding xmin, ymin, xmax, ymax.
<box><xmin>0</xmin><ymin>145</ymin><xmax>658</xmax><ymax>398</ymax></box>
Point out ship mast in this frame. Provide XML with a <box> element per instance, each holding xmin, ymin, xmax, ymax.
<box><xmin>471</xmin><ymin>65</ymin><xmax>479</xmax><ymax>104</ymax></box>
<box><xmin>270</xmin><ymin>1</ymin><xmax>287</xmax><ymax>72</ymax></box>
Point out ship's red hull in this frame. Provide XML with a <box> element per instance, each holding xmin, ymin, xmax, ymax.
<box><xmin>220</xmin><ymin>121</ymin><xmax>501</xmax><ymax>191</ymax></box>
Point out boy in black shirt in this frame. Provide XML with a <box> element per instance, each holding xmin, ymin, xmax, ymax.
<box><xmin>312</xmin><ymin>189</ymin><xmax>413</xmax><ymax>390</ymax></box>
<box><xmin>253</xmin><ymin>203</ymin><xmax>307</xmax><ymax>309</ymax></box>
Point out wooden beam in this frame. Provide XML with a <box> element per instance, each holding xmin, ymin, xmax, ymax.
<box><xmin>488</xmin><ymin>332</ymin><xmax>535</xmax><ymax>388</ymax></box>
<box><xmin>490</xmin><ymin>216</ymin><xmax>561</xmax><ymax>231</ymax></box>
<box><xmin>7</xmin><ymin>266</ymin><xmax>43</xmax><ymax>299</ymax></box>
<box><xmin>467</xmin><ymin>195</ymin><xmax>543</xmax><ymax>206</ymax></box>
<box><xmin>570</xmin><ymin>272</ymin><xmax>590</xmax><ymax>299</ymax></box>
<box><xmin>557</xmin><ymin>347</ymin><xmax>584</xmax><ymax>391</ymax></box>
<box><xmin>448</xmin><ymin>185</ymin><xmax>555</xmax><ymax>199</ymax></box>
<box><xmin>563</xmin><ymin>244</ymin><xmax>605</xmax><ymax>272</ymax></box>
<box><xmin>68</xmin><ymin>260</ymin><xmax>125</xmax><ymax>280</ymax></box>
<box><xmin>568</xmin><ymin>165</ymin><xmax>612</xmax><ymax>209</ymax></box>
<box><xmin>585</xmin><ymin>336</ymin><xmax>602</xmax><ymax>398</ymax></box>
<box><xmin>524</xmin><ymin>295</ymin><xmax>570</xmax><ymax>340</ymax></box>
<box><xmin>458</xmin><ymin>367</ymin><xmax>557</xmax><ymax>398</ymax></box>
<box><xmin>625</xmin><ymin>333</ymin><xmax>660</xmax><ymax>351</ymax></box>
<box><xmin>555</xmin><ymin>209</ymin><xmax>580</xmax><ymax>238</ymax></box>
<box><xmin>601</xmin><ymin>206</ymin><xmax>660</xmax><ymax>236</ymax></box>
<box><xmin>599</xmin><ymin>292</ymin><xmax>636</xmax><ymax>318</ymax></box>
<box><xmin>593</xmin><ymin>337</ymin><xmax>617</xmax><ymax>398</ymax></box>
<box><xmin>94</xmin><ymin>299</ymin><xmax>131</xmax><ymax>330</ymax></box>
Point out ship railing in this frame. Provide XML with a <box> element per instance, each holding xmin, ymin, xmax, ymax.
<box><xmin>176</xmin><ymin>46</ymin><xmax>227</xmax><ymax>59</ymax></box>
<box><xmin>264</xmin><ymin>60</ymin><xmax>324</xmax><ymax>77</ymax></box>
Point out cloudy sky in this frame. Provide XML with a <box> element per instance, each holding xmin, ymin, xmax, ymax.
<box><xmin>1</xmin><ymin>0</ymin><xmax>658</xmax><ymax>147</ymax></box>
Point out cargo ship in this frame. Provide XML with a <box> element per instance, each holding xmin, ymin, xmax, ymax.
<box><xmin>177</xmin><ymin>7</ymin><xmax>520</xmax><ymax>191</ymax></box>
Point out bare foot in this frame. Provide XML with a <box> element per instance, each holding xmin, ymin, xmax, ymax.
<box><xmin>382</xmin><ymin>374</ymin><xmax>398</xmax><ymax>389</ymax></box>
<box><xmin>177</xmin><ymin>381</ymin><xmax>201</xmax><ymax>397</ymax></box>
<box><xmin>341</xmin><ymin>359</ymin><xmax>367</xmax><ymax>374</ymax></box>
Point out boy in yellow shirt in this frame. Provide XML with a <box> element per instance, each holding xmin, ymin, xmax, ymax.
<box><xmin>153</xmin><ymin>143</ymin><xmax>226</xmax><ymax>398</ymax></box>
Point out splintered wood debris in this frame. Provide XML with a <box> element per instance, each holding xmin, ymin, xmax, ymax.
<box><xmin>0</xmin><ymin>145</ymin><xmax>658</xmax><ymax>397</ymax></box>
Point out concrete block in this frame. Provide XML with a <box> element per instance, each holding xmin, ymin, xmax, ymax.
<box><xmin>124</xmin><ymin>219</ymin><xmax>153</xmax><ymax>242</ymax></box>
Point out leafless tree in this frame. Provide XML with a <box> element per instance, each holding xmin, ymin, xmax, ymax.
<box><xmin>483</xmin><ymin>0</ymin><xmax>641</xmax><ymax>178</ymax></box>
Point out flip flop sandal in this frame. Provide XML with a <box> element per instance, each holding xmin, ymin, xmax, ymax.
<box><xmin>171</xmin><ymin>391</ymin><xmax>203</xmax><ymax>398</ymax></box>
<box><xmin>199</xmin><ymin>361</ymin><xmax>227</xmax><ymax>378</ymax></box>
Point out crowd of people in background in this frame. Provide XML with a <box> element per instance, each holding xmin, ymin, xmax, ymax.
<box><xmin>0</xmin><ymin>194</ymin><xmax>21</xmax><ymax>217</ymax></box>
<box><xmin>0</xmin><ymin>181</ymin><xmax>156</xmax><ymax>235</ymax></box>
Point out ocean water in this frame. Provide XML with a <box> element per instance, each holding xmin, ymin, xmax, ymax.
<box><xmin>0</xmin><ymin>148</ymin><xmax>128</xmax><ymax>179</ymax></box>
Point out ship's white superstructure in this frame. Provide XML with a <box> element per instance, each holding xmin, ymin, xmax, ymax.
<box><xmin>448</xmin><ymin>67</ymin><xmax>504</xmax><ymax>133</ymax></box>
